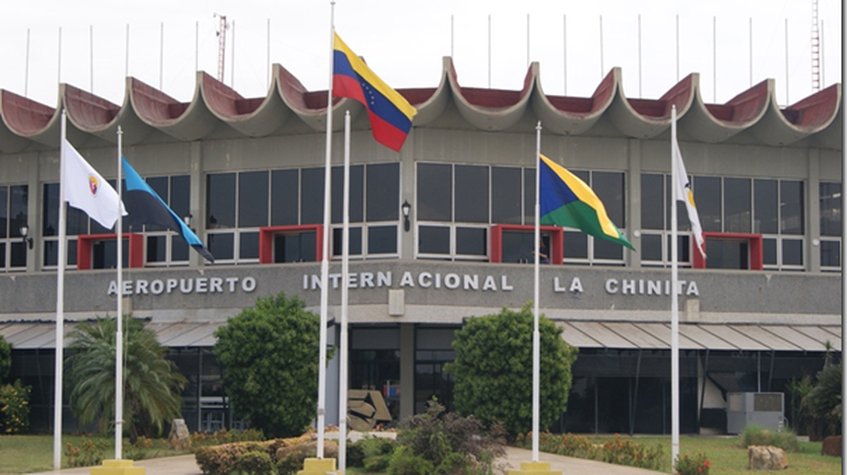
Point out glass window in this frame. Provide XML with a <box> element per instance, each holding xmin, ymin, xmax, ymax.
<box><xmin>723</xmin><ymin>178</ymin><xmax>751</xmax><ymax>233</ymax></box>
<box><xmin>273</xmin><ymin>231</ymin><xmax>316</xmax><ymax>263</ymax></box>
<box><xmin>170</xmin><ymin>175</ymin><xmax>190</xmax><ymax>220</ymax></box>
<box><xmin>763</xmin><ymin>238</ymin><xmax>777</xmax><ymax>265</ymax></box>
<box><xmin>417</xmin><ymin>164</ymin><xmax>452</xmax><ymax>221</ymax></box>
<box><xmin>641</xmin><ymin>234</ymin><xmax>662</xmax><ymax>261</ymax></box>
<box><xmin>172</xmin><ymin>237</ymin><xmax>189</xmax><ymax>261</ymax></box>
<box><xmin>641</xmin><ymin>174</ymin><xmax>664</xmax><ymax>230</ymax></box>
<box><xmin>780</xmin><ymin>181</ymin><xmax>804</xmax><ymax>234</ymax></box>
<box><xmin>666</xmin><ymin>235</ymin><xmax>691</xmax><ymax>263</ymax></box>
<box><xmin>300</xmin><ymin>168</ymin><xmax>325</xmax><ymax>225</ymax></box>
<box><xmin>593</xmin><ymin>172</ymin><xmax>624</xmax><ymax>228</ymax></box>
<box><xmin>143</xmin><ymin>177</ymin><xmax>169</xmax><ymax>232</ymax></box>
<box><xmin>368</xmin><ymin>225</ymin><xmax>397</xmax><ymax>254</ymax></box>
<box><xmin>238</xmin><ymin>171</ymin><xmax>269</xmax><ymax>227</ymax></box>
<box><xmin>501</xmin><ymin>230</ymin><xmax>534</xmax><ymax>263</ymax></box>
<box><xmin>66</xmin><ymin>207</ymin><xmax>88</xmax><ymax>235</ymax></box>
<box><xmin>523</xmin><ymin>169</ymin><xmax>535</xmax><ymax>224</ymax></box>
<box><xmin>332</xmin><ymin>227</ymin><xmax>363</xmax><ymax>256</ymax></box>
<box><xmin>332</xmin><ymin>165</ymin><xmax>364</xmax><ymax>224</ymax></box>
<box><xmin>492</xmin><ymin>167</ymin><xmax>522</xmax><ymax>224</ymax></box>
<box><xmin>665</xmin><ymin>175</ymin><xmax>690</xmax><ymax>230</ymax></box>
<box><xmin>9</xmin><ymin>242</ymin><xmax>25</xmax><ymax>268</ymax></box>
<box><xmin>706</xmin><ymin>238</ymin><xmax>749</xmax><ymax>269</ymax></box>
<box><xmin>43</xmin><ymin>184</ymin><xmax>59</xmax><ymax>237</ymax></box>
<box><xmin>564</xmin><ymin>231</ymin><xmax>588</xmax><ymax>259</ymax></box>
<box><xmin>0</xmin><ymin>186</ymin><xmax>6</xmax><ymax>238</ymax></box>
<box><xmin>147</xmin><ymin>235</ymin><xmax>167</xmax><ymax>263</ymax></box>
<box><xmin>367</xmin><ymin>163</ymin><xmax>399</xmax><ymax>221</ymax></box>
<box><xmin>419</xmin><ymin>226</ymin><xmax>450</xmax><ymax>254</ymax></box>
<box><xmin>456</xmin><ymin>227</ymin><xmax>487</xmax><ymax>256</ymax></box>
<box><xmin>821</xmin><ymin>241</ymin><xmax>840</xmax><ymax>268</ymax></box>
<box><xmin>207</xmin><ymin>233</ymin><xmax>234</xmax><ymax>261</ymax></box>
<box><xmin>454</xmin><ymin>165</ymin><xmax>489</xmax><ymax>223</ymax></box>
<box><xmin>0</xmin><ymin>242</ymin><xmax>5</xmax><ymax>267</ymax></box>
<box><xmin>782</xmin><ymin>239</ymin><xmax>803</xmax><ymax>266</ymax></box>
<box><xmin>819</xmin><ymin>182</ymin><xmax>841</xmax><ymax>237</ymax></box>
<box><xmin>91</xmin><ymin>239</ymin><xmax>130</xmax><ymax>269</ymax></box>
<box><xmin>271</xmin><ymin>169</ymin><xmax>299</xmax><ymax>226</ymax></box>
<box><xmin>8</xmin><ymin>185</ymin><xmax>28</xmax><ymax>239</ymax></box>
<box><xmin>754</xmin><ymin>179</ymin><xmax>778</xmax><ymax>234</ymax></box>
<box><xmin>594</xmin><ymin>237</ymin><xmax>624</xmax><ymax>260</ymax></box>
<box><xmin>694</xmin><ymin>176</ymin><xmax>721</xmax><ymax>232</ymax></box>
<box><xmin>206</xmin><ymin>173</ymin><xmax>235</xmax><ymax>228</ymax></box>
<box><xmin>239</xmin><ymin>232</ymin><xmax>259</xmax><ymax>259</ymax></box>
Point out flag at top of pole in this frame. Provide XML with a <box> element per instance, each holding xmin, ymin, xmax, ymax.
<box><xmin>672</xmin><ymin>130</ymin><xmax>706</xmax><ymax>258</ymax></box>
<box><xmin>332</xmin><ymin>32</ymin><xmax>417</xmax><ymax>151</ymax></box>
<box><xmin>61</xmin><ymin>139</ymin><xmax>126</xmax><ymax>229</ymax></box>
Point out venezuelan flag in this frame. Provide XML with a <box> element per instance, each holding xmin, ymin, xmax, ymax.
<box><xmin>539</xmin><ymin>154</ymin><xmax>634</xmax><ymax>250</ymax></box>
<box><xmin>333</xmin><ymin>32</ymin><xmax>416</xmax><ymax>152</ymax></box>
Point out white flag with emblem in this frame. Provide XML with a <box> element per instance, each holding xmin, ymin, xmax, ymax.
<box><xmin>672</xmin><ymin>139</ymin><xmax>706</xmax><ymax>258</ymax></box>
<box><xmin>61</xmin><ymin>139</ymin><xmax>126</xmax><ymax>229</ymax></box>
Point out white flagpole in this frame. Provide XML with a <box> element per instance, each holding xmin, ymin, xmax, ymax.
<box><xmin>671</xmin><ymin>105</ymin><xmax>681</xmax><ymax>466</ymax></box>
<box><xmin>54</xmin><ymin>112</ymin><xmax>68</xmax><ymax>471</ymax></box>
<box><xmin>338</xmin><ymin>110</ymin><xmax>351</xmax><ymax>472</ymax></box>
<box><xmin>532</xmin><ymin>120</ymin><xmax>541</xmax><ymax>461</ymax></box>
<box><xmin>317</xmin><ymin>0</ymin><xmax>336</xmax><ymax>459</ymax></box>
<box><xmin>115</xmin><ymin>126</ymin><xmax>124</xmax><ymax>459</ymax></box>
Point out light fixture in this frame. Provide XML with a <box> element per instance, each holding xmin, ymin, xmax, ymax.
<box><xmin>183</xmin><ymin>213</ymin><xmax>193</xmax><ymax>226</ymax></box>
<box><xmin>401</xmin><ymin>201</ymin><xmax>411</xmax><ymax>232</ymax></box>
<box><xmin>20</xmin><ymin>225</ymin><xmax>33</xmax><ymax>250</ymax></box>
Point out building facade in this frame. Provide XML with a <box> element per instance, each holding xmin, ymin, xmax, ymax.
<box><xmin>0</xmin><ymin>60</ymin><xmax>842</xmax><ymax>435</ymax></box>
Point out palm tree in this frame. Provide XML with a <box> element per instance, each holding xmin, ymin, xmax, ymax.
<box><xmin>66</xmin><ymin>316</ymin><xmax>186</xmax><ymax>442</ymax></box>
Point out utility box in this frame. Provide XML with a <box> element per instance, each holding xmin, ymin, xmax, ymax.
<box><xmin>726</xmin><ymin>392</ymin><xmax>785</xmax><ymax>434</ymax></box>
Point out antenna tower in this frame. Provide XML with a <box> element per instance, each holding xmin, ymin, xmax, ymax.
<box><xmin>215</xmin><ymin>13</ymin><xmax>229</xmax><ymax>83</ymax></box>
<box><xmin>810</xmin><ymin>0</ymin><xmax>821</xmax><ymax>91</ymax></box>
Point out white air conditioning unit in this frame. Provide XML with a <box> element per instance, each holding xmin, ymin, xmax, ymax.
<box><xmin>726</xmin><ymin>392</ymin><xmax>785</xmax><ymax>435</ymax></box>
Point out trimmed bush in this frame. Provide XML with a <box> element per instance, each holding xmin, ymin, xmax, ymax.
<box><xmin>739</xmin><ymin>425</ymin><xmax>799</xmax><ymax>452</ymax></box>
<box><xmin>235</xmin><ymin>450</ymin><xmax>274</xmax><ymax>475</ymax></box>
<box><xmin>0</xmin><ymin>380</ymin><xmax>31</xmax><ymax>433</ymax></box>
<box><xmin>387</xmin><ymin>445</ymin><xmax>435</xmax><ymax>475</ymax></box>
<box><xmin>675</xmin><ymin>452</ymin><xmax>711</xmax><ymax>475</ymax></box>
<box><xmin>518</xmin><ymin>432</ymin><xmax>663</xmax><ymax>471</ymax></box>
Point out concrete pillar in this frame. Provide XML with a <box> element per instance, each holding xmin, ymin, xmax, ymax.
<box><xmin>26</xmin><ymin>152</ymin><xmax>40</xmax><ymax>272</ymax></box>
<box><xmin>399</xmin><ymin>129</ymin><xmax>416</xmax><ymax>261</ymax></box>
<box><xmin>399</xmin><ymin>322</ymin><xmax>415</xmax><ymax>420</ymax></box>
<box><xmin>808</xmin><ymin>148</ymin><xmax>820</xmax><ymax>272</ymax></box>
<box><xmin>627</xmin><ymin>138</ymin><xmax>642</xmax><ymax>267</ymax></box>
<box><xmin>189</xmin><ymin>142</ymin><xmax>204</xmax><ymax>268</ymax></box>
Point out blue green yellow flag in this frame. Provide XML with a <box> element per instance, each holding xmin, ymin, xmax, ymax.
<box><xmin>539</xmin><ymin>154</ymin><xmax>634</xmax><ymax>250</ymax></box>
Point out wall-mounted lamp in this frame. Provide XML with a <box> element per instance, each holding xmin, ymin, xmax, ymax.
<box><xmin>401</xmin><ymin>200</ymin><xmax>411</xmax><ymax>232</ymax></box>
<box><xmin>20</xmin><ymin>225</ymin><xmax>33</xmax><ymax>250</ymax></box>
<box><xmin>183</xmin><ymin>213</ymin><xmax>193</xmax><ymax>226</ymax></box>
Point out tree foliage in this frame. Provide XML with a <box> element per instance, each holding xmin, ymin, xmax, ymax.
<box><xmin>0</xmin><ymin>335</ymin><xmax>11</xmax><ymax>383</ymax></box>
<box><xmin>801</xmin><ymin>363</ymin><xmax>842</xmax><ymax>438</ymax></box>
<box><xmin>446</xmin><ymin>305</ymin><xmax>577</xmax><ymax>436</ymax></box>
<box><xmin>214</xmin><ymin>293</ymin><xmax>325</xmax><ymax>438</ymax></box>
<box><xmin>66</xmin><ymin>316</ymin><xmax>186</xmax><ymax>442</ymax></box>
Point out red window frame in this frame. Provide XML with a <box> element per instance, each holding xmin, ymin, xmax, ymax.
<box><xmin>76</xmin><ymin>233</ymin><xmax>145</xmax><ymax>270</ymax></box>
<box><xmin>693</xmin><ymin>232</ymin><xmax>763</xmax><ymax>270</ymax></box>
<box><xmin>489</xmin><ymin>224</ymin><xmax>564</xmax><ymax>264</ymax></box>
<box><xmin>258</xmin><ymin>225</ymin><xmax>324</xmax><ymax>264</ymax></box>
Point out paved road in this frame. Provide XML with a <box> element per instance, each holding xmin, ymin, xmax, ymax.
<box><xmin>27</xmin><ymin>448</ymin><xmax>666</xmax><ymax>474</ymax></box>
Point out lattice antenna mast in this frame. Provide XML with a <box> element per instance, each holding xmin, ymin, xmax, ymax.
<box><xmin>810</xmin><ymin>0</ymin><xmax>821</xmax><ymax>91</ymax></box>
<box><xmin>214</xmin><ymin>13</ymin><xmax>229</xmax><ymax>83</ymax></box>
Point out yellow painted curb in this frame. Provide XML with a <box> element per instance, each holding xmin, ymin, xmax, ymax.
<box><xmin>506</xmin><ymin>460</ymin><xmax>562</xmax><ymax>475</ymax></box>
<box><xmin>297</xmin><ymin>457</ymin><xmax>337</xmax><ymax>474</ymax></box>
<box><xmin>89</xmin><ymin>459</ymin><xmax>145</xmax><ymax>475</ymax></box>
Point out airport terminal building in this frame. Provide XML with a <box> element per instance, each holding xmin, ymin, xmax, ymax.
<box><xmin>0</xmin><ymin>60</ymin><xmax>842</xmax><ymax>435</ymax></box>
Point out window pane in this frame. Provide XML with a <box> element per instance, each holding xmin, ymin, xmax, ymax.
<box><xmin>271</xmin><ymin>169</ymin><xmax>299</xmax><ymax>226</ymax></box>
<box><xmin>67</xmin><ymin>238</ymin><xmax>77</xmax><ymax>266</ymax></box>
<box><xmin>593</xmin><ymin>172</ymin><xmax>624</xmax><ymax>228</ymax></box>
<box><xmin>724</xmin><ymin>178</ymin><xmax>751</xmax><ymax>233</ymax></box>
<box><xmin>456</xmin><ymin>227</ymin><xmax>486</xmax><ymax>256</ymax></box>
<box><xmin>170</xmin><ymin>175</ymin><xmax>190</xmax><ymax>219</ymax></box>
<box><xmin>0</xmin><ymin>186</ymin><xmax>6</xmax><ymax>238</ymax></box>
<box><xmin>143</xmin><ymin>177</ymin><xmax>169</xmax><ymax>231</ymax></box>
<box><xmin>501</xmin><ymin>231</ymin><xmax>533</xmax><ymax>263</ymax></box>
<box><xmin>763</xmin><ymin>238</ymin><xmax>777</xmax><ymax>265</ymax></box>
<box><xmin>368</xmin><ymin>225</ymin><xmax>397</xmax><ymax>254</ymax></box>
<box><xmin>0</xmin><ymin>242</ymin><xmax>7</xmax><ymax>267</ymax></box>
<box><xmin>694</xmin><ymin>176</ymin><xmax>721</xmax><ymax>232</ymax></box>
<box><xmin>419</xmin><ymin>225</ymin><xmax>450</xmax><ymax>254</ymax></box>
<box><xmin>66</xmin><ymin>206</ymin><xmax>88</xmax><ymax>235</ymax></box>
<box><xmin>491</xmin><ymin>167</ymin><xmax>522</xmax><ymax>224</ymax></box>
<box><xmin>666</xmin><ymin>235</ymin><xmax>691</xmax><ymax>263</ymax></box>
<box><xmin>42</xmin><ymin>241</ymin><xmax>55</xmax><ymax>266</ymax></box>
<box><xmin>641</xmin><ymin>234</ymin><xmax>662</xmax><ymax>261</ymax></box>
<box><xmin>332</xmin><ymin>227</ymin><xmax>363</xmax><ymax>256</ymax></box>
<box><xmin>147</xmin><ymin>235</ymin><xmax>167</xmax><ymax>262</ymax></box>
<box><xmin>782</xmin><ymin>239</ymin><xmax>803</xmax><ymax>266</ymax></box>
<box><xmin>207</xmin><ymin>233</ymin><xmax>234</xmax><ymax>260</ymax></box>
<box><xmin>780</xmin><ymin>181</ymin><xmax>804</xmax><ymax>234</ymax></box>
<box><xmin>417</xmin><ymin>164</ymin><xmax>452</xmax><ymax>221</ymax></box>
<box><xmin>9</xmin><ymin>242</ymin><xmax>25</xmax><ymax>267</ymax></box>
<box><xmin>274</xmin><ymin>231</ymin><xmax>316</xmax><ymax>262</ymax></box>
<box><xmin>819</xmin><ymin>182</ymin><xmax>842</xmax><ymax>237</ymax></box>
<box><xmin>43</xmin><ymin>184</ymin><xmax>59</xmax><ymax>237</ymax></box>
<box><xmin>641</xmin><ymin>174</ymin><xmax>664</xmax><ymax>230</ymax></box>
<box><xmin>238</xmin><ymin>171</ymin><xmax>269</xmax><ymax>227</ymax></box>
<box><xmin>238</xmin><ymin>232</ymin><xmax>258</xmax><ymax>259</ymax></box>
<box><xmin>300</xmin><ymin>168</ymin><xmax>325</xmax><ymax>225</ymax></box>
<box><xmin>524</xmin><ymin>169</ymin><xmax>535</xmax><ymax>224</ymax></box>
<box><xmin>564</xmin><ymin>231</ymin><xmax>588</xmax><ymax>259</ymax></box>
<box><xmin>665</xmin><ymin>175</ymin><xmax>690</xmax><ymax>230</ymax></box>
<box><xmin>332</xmin><ymin>165</ymin><xmax>364</xmax><ymax>223</ymax></box>
<box><xmin>171</xmin><ymin>236</ymin><xmax>189</xmax><ymax>261</ymax></box>
<box><xmin>207</xmin><ymin>173</ymin><xmax>236</xmax><ymax>228</ymax></box>
<box><xmin>8</xmin><ymin>185</ymin><xmax>27</xmax><ymax>238</ymax></box>
<box><xmin>367</xmin><ymin>163</ymin><xmax>399</xmax><ymax>221</ymax></box>
<box><xmin>820</xmin><ymin>241</ymin><xmax>840</xmax><ymax>267</ymax></box>
<box><xmin>754</xmin><ymin>179</ymin><xmax>778</xmax><ymax>233</ymax></box>
<box><xmin>594</xmin><ymin>237</ymin><xmax>624</xmax><ymax>260</ymax></box>
<box><xmin>92</xmin><ymin>239</ymin><xmax>129</xmax><ymax>269</ymax></box>
<box><xmin>705</xmin><ymin>238</ymin><xmax>749</xmax><ymax>269</ymax></box>
<box><xmin>454</xmin><ymin>165</ymin><xmax>489</xmax><ymax>223</ymax></box>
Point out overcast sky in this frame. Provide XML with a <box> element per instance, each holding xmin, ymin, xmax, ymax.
<box><xmin>0</xmin><ymin>0</ymin><xmax>842</xmax><ymax>110</ymax></box>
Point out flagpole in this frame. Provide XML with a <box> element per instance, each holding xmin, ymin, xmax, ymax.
<box><xmin>670</xmin><ymin>105</ymin><xmax>680</xmax><ymax>466</ymax></box>
<box><xmin>338</xmin><ymin>110</ymin><xmax>351</xmax><ymax>472</ymax></box>
<box><xmin>115</xmin><ymin>126</ymin><xmax>124</xmax><ymax>459</ymax></box>
<box><xmin>316</xmin><ymin>0</ymin><xmax>336</xmax><ymax>460</ymax></box>
<box><xmin>532</xmin><ymin>120</ymin><xmax>542</xmax><ymax>462</ymax></box>
<box><xmin>54</xmin><ymin>112</ymin><xmax>68</xmax><ymax>470</ymax></box>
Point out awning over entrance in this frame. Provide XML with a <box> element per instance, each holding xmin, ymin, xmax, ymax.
<box><xmin>559</xmin><ymin>322</ymin><xmax>841</xmax><ymax>352</ymax></box>
<box><xmin>0</xmin><ymin>321</ymin><xmax>226</xmax><ymax>349</ymax></box>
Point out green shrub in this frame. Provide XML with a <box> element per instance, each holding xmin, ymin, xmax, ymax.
<box><xmin>194</xmin><ymin>440</ymin><xmax>275</xmax><ymax>475</ymax></box>
<box><xmin>739</xmin><ymin>425</ymin><xmax>799</xmax><ymax>452</ymax></box>
<box><xmin>387</xmin><ymin>446</ymin><xmax>434</xmax><ymax>475</ymax></box>
<box><xmin>64</xmin><ymin>437</ymin><xmax>108</xmax><ymax>468</ymax></box>
<box><xmin>235</xmin><ymin>450</ymin><xmax>274</xmax><ymax>475</ymax></box>
<box><xmin>601</xmin><ymin>434</ymin><xmax>663</xmax><ymax>470</ymax></box>
<box><xmin>275</xmin><ymin>441</ymin><xmax>337</xmax><ymax>475</ymax></box>
<box><xmin>0</xmin><ymin>380</ymin><xmax>31</xmax><ymax>433</ymax></box>
<box><xmin>347</xmin><ymin>437</ymin><xmax>397</xmax><ymax>471</ymax></box>
<box><xmin>190</xmin><ymin>428</ymin><xmax>265</xmax><ymax>448</ymax></box>
<box><xmin>675</xmin><ymin>452</ymin><xmax>711</xmax><ymax>475</ymax></box>
<box><xmin>0</xmin><ymin>335</ymin><xmax>10</xmax><ymax>383</ymax></box>
<box><xmin>520</xmin><ymin>432</ymin><xmax>661</xmax><ymax>471</ymax></box>
<box><xmin>434</xmin><ymin>451</ymin><xmax>472</xmax><ymax>475</ymax></box>
<box><xmin>346</xmin><ymin>443</ymin><xmax>365</xmax><ymax>467</ymax></box>
<box><xmin>801</xmin><ymin>363</ymin><xmax>842</xmax><ymax>438</ymax></box>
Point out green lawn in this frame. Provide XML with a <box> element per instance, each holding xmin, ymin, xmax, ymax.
<box><xmin>585</xmin><ymin>435</ymin><xmax>839</xmax><ymax>474</ymax></box>
<box><xmin>0</xmin><ymin>434</ymin><xmax>186</xmax><ymax>474</ymax></box>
